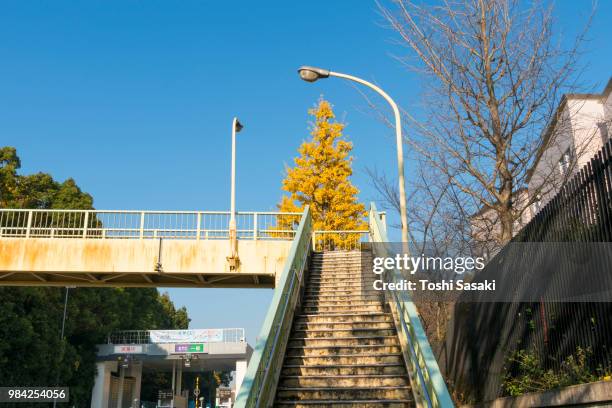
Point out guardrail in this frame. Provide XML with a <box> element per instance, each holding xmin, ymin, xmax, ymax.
<box><xmin>0</xmin><ymin>209</ymin><xmax>301</xmax><ymax>240</ymax></box>
<box><xmin>369</xmin><ymin>202</ymin><xmax>454</xmax><ymax>408</ymax></box>
<box><xmin>234</xmin><ymin>206</ymin><xmax>312</xmax><ymax>408</ymax></box>
<box><xmin>311</xmin><ymin>229</ymin><xmax>369</xmax><ymax>251</ymax></box>
<box><xmin>107</xmin><ymin>328</ymin><xmax>246</xmax><ymax>345</ymax></box>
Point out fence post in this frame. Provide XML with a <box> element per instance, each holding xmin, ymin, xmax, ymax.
<box><xmin>196</xmin><ymin>212</ymin><xmax>201</xmax><ymax>241</ymax></box>
<box><xmin>311</xmin><ymin>231</ymin><xmax>316</xmax><ymax>251</ymax></box>
<box><xmin>253</xmin><ymin>213</ymin><xmax>258</xmax><ymax>240</ymax></box>
<box><xmin>139</xmin><ymin>212</ymin><xmax>145</xmax><ymax>239</ymax></box>
<box><xmin>25</xmin><ymin>210</ymin><xmax>33</xmax><ymax>238</ymax></box>
<box><xmin>82</xmin><ymin>211</ymin><xmax>89</xmax><ymax>239</ymax></box>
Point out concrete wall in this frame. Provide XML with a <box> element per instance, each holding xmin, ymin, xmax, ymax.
<box><xmin>461</xmin><ymin>379</ymin><xmax>612</xmax><ymax>408</ymax></box>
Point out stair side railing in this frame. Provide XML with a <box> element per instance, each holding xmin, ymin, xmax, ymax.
<box><xmin>234</xmin><ymin>206</ymin><xmax>312</xmax><ymax>408</ymax></box>
<box><xmin>369</xmin><ymin>202</ymin><xmax>454</xmax><ymax>408</ymax></box>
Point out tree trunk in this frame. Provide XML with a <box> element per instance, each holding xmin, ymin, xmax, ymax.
<box><xmin>499</xmin><ymin>208</ymin><xmax>514</xmax><ymax>244</ymax></box>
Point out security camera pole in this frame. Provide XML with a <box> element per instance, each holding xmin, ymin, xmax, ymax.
<box><xmin>228</xmin><ymin>117</ymin><xmax>243</xmax><ymax>270</ymax></box>
<box><xmin>297</xmin><ymin>66</ymin><xmax>409</xmax><ymax>243</ymax></box>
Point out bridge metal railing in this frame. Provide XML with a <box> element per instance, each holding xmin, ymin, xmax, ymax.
<box><xmin>369</xmin><ymin>202</ymin><xmax>454</xmax><ymax>408</ymax></box>
<box><xmin>0</xmin><ymin>209</ymin><xmax>301</xmax><ymax>240</ymax></box>
<box><xmin>234</xmin><ymin>206</ymin><xmax>312</xmax><ymax>408</ymax></box>
<box><xmin>311</xmin><ymin>229</ymin><xmax>369</xmax><ymax>251</ymax></box>
<box><xmin>107</xmin><ymin>328</ymin><xmax>245</xmax><ymax>345</ymax></box>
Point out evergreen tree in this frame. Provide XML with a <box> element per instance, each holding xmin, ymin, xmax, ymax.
<box><xmin>0</xmin><ymin>147</ymin><xmax>190</xmax><ymax>406</ymax></box>
<box><xmin>278</xmin><ymin>99</ymin><xmax>366</xmax><ymax>248</ymax></box>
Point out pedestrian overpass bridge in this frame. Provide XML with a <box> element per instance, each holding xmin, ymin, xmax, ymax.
<box><xmin>0</xmin><ymin>210</ymin><xmax>301</xmax><ymax>287</ymax></box>
<box><xmin>0</xmin><ymin>204</ymin><xmax>454</xmax><ymax>407</ymax></box>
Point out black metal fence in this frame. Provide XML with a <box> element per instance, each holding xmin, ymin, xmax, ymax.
<box><xmin>439</xmin><ymin>139</ymin><xmax>612</xmax><ymax>403</ymax></box>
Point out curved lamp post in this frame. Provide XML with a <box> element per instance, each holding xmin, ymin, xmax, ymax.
<box><xmin>297</xmin><ymin>66</ymin><xmax>409</xmax><ymax>243</ymax></box>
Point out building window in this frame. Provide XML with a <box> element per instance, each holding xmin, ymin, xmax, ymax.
<box><xmin>531</xmin><ymin>195</ymin><xmax>542</xmax><ymax>215</ymax></box>
<box><xmin>558</xmin><ymin>146</ymin><xmax>574</xmax><ymax>176</ymax></box>
<box><xmin>598</xmin><ymin>122</ymin><xmax>610</xmax><ymax>144</ymax></box>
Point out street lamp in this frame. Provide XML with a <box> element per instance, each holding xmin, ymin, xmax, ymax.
<box><xmin>228</xmin><ymin>117</ymin><xmax>243</xmax><ymax>270</ymax></box>
<box><xmin>297</xmin><ymin>66</ymin><xmax>409</xmax><ymax>243</ymax></box>
<box><xmin>53</xmin><ymin>285</ymin><xmax>75</xmax><ymax>408</ymax></box>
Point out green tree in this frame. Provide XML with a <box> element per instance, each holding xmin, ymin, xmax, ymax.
<box><xmin>0</xmin><ymin>146</ymin><xmax>190</xmax><ymax>406</ymax></box>
<box><xmin>278</xmin><ymin>98</ymin><xmax>366</xmax><ymax>248</ymax></box>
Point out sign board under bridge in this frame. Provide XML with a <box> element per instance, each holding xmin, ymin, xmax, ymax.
<box><xmin>173</xmin><ymin>344</ymin><xmax>205</xmax><ymax>353</ymax></box>
<box><xmin>149</xmin><ymin>329</ymin><xmax>223</xmax><ymax>343</ymax></box>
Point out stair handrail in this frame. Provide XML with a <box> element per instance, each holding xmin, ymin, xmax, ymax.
<box><xmin>369</xmin><ymin>202</ymin><xmax>455</xmax><ymax>408</ymax></box>
<box><xmin>234</xmin><ymin>206</ymin><xmax>312</xmax><ymax>408</ymax></box>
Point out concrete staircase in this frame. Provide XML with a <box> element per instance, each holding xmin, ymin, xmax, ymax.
<box><xmin>275</xmin><ymin>250</ymin><xmax>414</xmax><ymax>407</ymax></box>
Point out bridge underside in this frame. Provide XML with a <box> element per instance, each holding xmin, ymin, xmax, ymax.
<box><xmin>0</xmin><ymin>238</ymin><xmax>291</xmax><ymax>288</ymax></box>
<box><xmin>0</xmin><ymin>270</ymin><xmax>276</xmax><ymax>288</ymax></box>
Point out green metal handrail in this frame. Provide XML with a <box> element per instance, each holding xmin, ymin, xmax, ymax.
<box><xmin>369</xmin><ymin>202</ymin><xmax>455</xmax><ymax>408</ymax></box>
<box><xmin>234</xmin><ymin>206</ymin><xmax>312</xmax><ymax>408</ymax></box>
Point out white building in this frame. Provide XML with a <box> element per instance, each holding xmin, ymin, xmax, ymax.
<box><xmin>527</xmin><ymin>78</ymin><xmax>612</xmax><ymax>216</ymax></box>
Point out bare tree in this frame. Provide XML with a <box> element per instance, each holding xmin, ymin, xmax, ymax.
<box><xmin>373</xmin><ymin>0</ymin><xmax>594</xmax><ymax>249</ymax></box>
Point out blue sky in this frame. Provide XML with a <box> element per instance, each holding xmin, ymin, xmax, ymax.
<box><xmin>1</xmin><ymin>1</ymin><xmax>610</xmax><ymax>344</ymax></box>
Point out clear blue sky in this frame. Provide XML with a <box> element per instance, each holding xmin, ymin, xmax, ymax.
<box><xmin>1</xmin><ymin>1</ymin><xmax>610</xmax><ymax>344</ymax></box>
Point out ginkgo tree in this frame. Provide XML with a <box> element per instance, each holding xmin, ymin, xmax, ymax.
<box><xmin>278</xmin><ymin>98</ymin><xmax>366</xmax><ymax>249</ymax></box>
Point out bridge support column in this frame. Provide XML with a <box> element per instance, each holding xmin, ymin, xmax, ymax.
<box><xmin>176</xmin><ymin>363</ymin><xmax>182</xmax><ymax>396</ymax></box>
<box><xmin>129</xmin><ymin>361</ymin><xmax>142</xmax><ymax>408</ymax></box>
<box><xmin>91</xmin><ymin>361</ymin><xmax>116</xmax><ymax>408</ymax></box>
<box><xmin>235</xmin><ymin>359</ymin><xmax>247</xmax><ymax>394</ymax></box>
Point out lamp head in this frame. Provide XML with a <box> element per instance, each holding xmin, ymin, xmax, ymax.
<box><xmin>234</xmin><ymin>118</ymin><xmax>243</xmax><ymax>133</ymax></box>
<box><xmin>298</xmin><ymin>66</ymin><xmax>330</xmax><ymax>82</ymax></box>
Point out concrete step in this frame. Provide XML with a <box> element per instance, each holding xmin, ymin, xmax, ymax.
<box><xmin>310</xmin><ymin>261</ymin><xmax>364</xmax><ymax>265</ymax></box>
<box><xmin>306</xmin><ymin>279</ymin><xmax>376</xmax><ymax>289</ymax></box>
<box><xmin>291</xmin><ymin>328</ymin><xmax>397</xmax><ymax>339</ymax></box>
<box><xmin>289</xmin><ymin>333</ymin><xmax>399</xmax><ymax>347</ymax></box>
<box><xmin>298</xmin><ymin>303</ymin><xmax>388</xmax><ymax>311</ymax></box>
<box><xmin>281</xmin><ymin>362</ymin><xmax>407</xmax><ymax>377</ymax></box>
<box><xmin>279</xmin><ymin>374</ymin><xmax>410</xmax><ymax>388</ymax></box>
<box><xmin>310</xmin><ymin>259</ymin><xmax>365</xmax><ymax>264</ymax></box>
<box><xmin>304</xmin><ymin>287</ymin><xmax>381</xmax><ymax>294</ymax></box>
<box><xmin>283</xmin><ymin>353</ymin><xmax>404</xmax><ymax>366</ymax></box>
<box><xmin>286</xmin><ymin>344</ymin><xmax>402</xmax><ymax>357</ymax></box>
<box><xmin>312</xmin><ymin>250</ymin><xmax>364</xmax><ymax>256</ymax></box>
<box><xmin>305</xmin><ymin>284</ymin><xmax>378</xmax><ymax>292</ymax></box>
<box><xmin>302</xmin><ymin>293</ymin><xmax>383</xmax><ymax>301</ymax></box>
<box><xmin>309</xmin><ymin>267</ymin><xmax>369</xmax><ymax>272</ymax></box>
<box><xmin>275</xmin><ymin>385</ymin><xmax>412</xmax><ymax>401</ymax></box>
<box><xmin>308</xmin><ymin>270</ymin><xmax>367</xmax><ymax>276</ymax></box>
<box><xmin>303</xmin><ymin>293</ymin><xmax>381</xmax><ymax>300</ymax></box>
<box><xmin>307</xmin><ymin>275</ymin><xmax>378</xmax><ymax>285</ymax></box>
<box><xmin>307</xmin><ymin>276</ymin><xmax>372</xmax><ymax>281</ymax></box>
<box><xmin>309</xmin><ymin>266</ymin><xmax>365</xmax><ymax>271</ymax></box>
<box><xmin>287</xmin><ymin>336</ymin><xmax>399</xmax><ymax>348</ymax></box>
<box><xmin>301</xmin><ymin>305</ymin><xmax>386</xmax><ymax>314</ymax></box>
<box><xmin>274</xmin><ymin>400</ymin><xmax>412</xmax><ymax>407</ymax></box>
<box><xmin>295</xmin><ymin>313</ymin><xmax>393</xmax><ymax>323</ymax></box>
<box><xmin>293</xmin><ymin>321</ymin><xmax>395</xmax><ymax>331</ymax></box>
<box><xmin>302</xmin><ymin>296</ymin><xmax>381</xmax><ymax>303</ymax></box>
<box><xmin>307</xmin><ymin>280</ymin><xmax>377</xmax><ymax>286</ymax></box>
<box><xmin>308</xmin><ymin>270</ymin><xmax>376</xmax><ymax>280</ymax></box>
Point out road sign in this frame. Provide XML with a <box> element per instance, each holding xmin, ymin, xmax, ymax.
<box><xmin>174</xmin><ymin>343</ymin><xmax>205</xmax><ymax>353</ymax></box>
<box><xmin>113</xmin><ymin>345</ymin><xmax>143</xmax><ymax>354</ymax></box>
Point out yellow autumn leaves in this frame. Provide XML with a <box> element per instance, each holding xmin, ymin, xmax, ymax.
<box><xmin>278</xmin><ymin>98</ymin><xmax>366</xmax><ymax>248</ymax></box>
